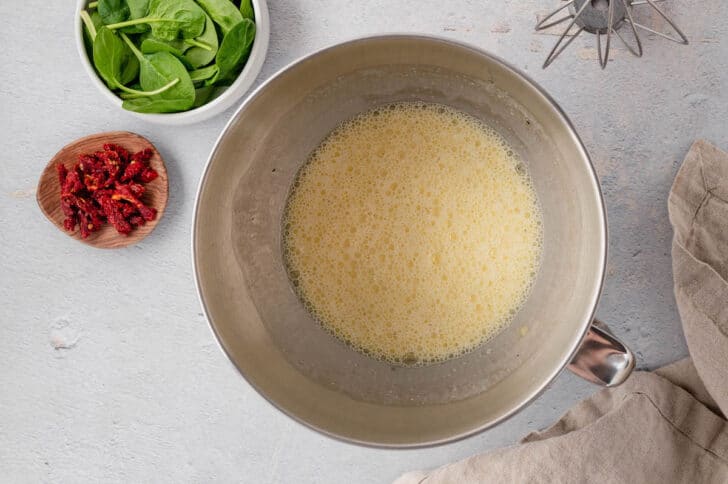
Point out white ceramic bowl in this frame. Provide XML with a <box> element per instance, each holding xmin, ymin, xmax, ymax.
<box><xmin>74</xmin><ymin>0</ymin><xmax>270</xmax><ymax>125</ymax></box>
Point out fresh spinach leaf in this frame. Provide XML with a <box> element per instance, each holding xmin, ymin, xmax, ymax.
<box><xmin>87</xmin><ymin>2</ymin><xmax>228</xmax><ymax>112</ymax></box>
<box><xmin>106</xmin><ymin>0</ymin><xmax>206</xmax><ymax>41</ymax></box>
<box><xmin>119</xmin><ymin>54</ymin><xmax>141</xmax><ymax>85</ymax></box>
<box><xmin>96</xmin><ymin>0</ymin><xmax>149</xmax><ymax>34</ymax></box>
<box><xmin>122</xmin><ymin>90</ymin><xmax>193</xmax><ymax>112</ymax></box>
<box><xmin>139</xmin><ymin>37</ymin><xmax>195</xmax><ymax>69</ymax></box>
<box><xmin>127</xmin><ymin>0</ymin><xmax>150</xmax><ymax>19</ymax></box>
<box><xmin>98</xmin><ymin>0</ymin><xmax>130</xmax><ymax>25</ymax></box>
<box><xmin>206</xmin><ymin>18</ymin><xmax>255</xmax><ymax>85</ymax></box>
<box><xmin>121</xmin><ymin>34</ymin><xmax>195</xmax><ymax>112</ymax></box>
<box><xmin>120</xmin><ymin>0</ymin><xmax>151</xmax><ymax>33</ymax></box>
<box><xmin>92</xmin><ymin>11</ymin><xmax>104</xmax><ymax>30</ymax></box>
<box><xmin>141</xmin><ymin>37</ymin><xmax>186</xmax><ymax>57</ymax></box>
<box><xmin>239</xmin><ymin>0</ymin><xmax>254</xmax><ymax>20</ymax></box>
<box><xmin>139</xmin><ymin>30</ymin><xmax>191</xmax><ymax>51</ymax></box>
<box><xmin>147</xmin><ymin>0</ymin><xmax>205</xmax><ymax>39</ymax></box>
<box><xmin>192</xmin><ymin>85</ymin><xmax>216</xmax><ymax>108</ymax></box>
<box><xmin>188</xmin><ymin>64</ymin><xmax>219</xmax><ymax>82</ymax></box>
<box><xmin>183</xmin><ymin>13</ymin><xmax>219</xmax><ymax>68</ymax></box>
<box><xmin>196</xmin><ymin>0</ymin><xmax>242</xmax><ymax>35</ymax></box>
<box><xmin>92</xmin><ymin>27</ymin><xmax>139</xmax><ymax>89</ymax></box>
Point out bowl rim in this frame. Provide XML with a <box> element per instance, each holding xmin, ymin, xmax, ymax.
<box><xmin>74</xmin><ymin>0</ymin><xmax>270</xmax><ymax>124</ymax></box>
<box><xmin>191</xmin><ymin>33</ymin><xmax>608</xmax><ymax>449</ymax></box>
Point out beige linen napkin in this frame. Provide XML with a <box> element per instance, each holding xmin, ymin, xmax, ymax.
<box><xmin>395</xmin><ymin>140</ymin><xmax>728</xmax><ymax>484</ymax></box>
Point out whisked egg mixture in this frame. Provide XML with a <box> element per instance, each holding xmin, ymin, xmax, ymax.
<box><xmin>283</xmin><ymin>102</ymin><xmax>542</xmax><ymax>365</ymax></box>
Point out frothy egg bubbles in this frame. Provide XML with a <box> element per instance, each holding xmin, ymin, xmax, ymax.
<box><xmin>283</xmin><ymin>102</ymin><xmax>543</xmax><ymax>365</ymax></box>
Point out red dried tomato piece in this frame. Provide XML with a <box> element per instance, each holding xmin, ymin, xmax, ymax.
<box><xmin>98</xmin><ymin>196</ymin><xmax>132</xmax><ymax>235</ymax></box>
<box><xmin>84</xmin><ymin>174</ymin><xmax>102</xmax><ymax>192</ymax></box>
<box><xmin>112</xmin><ymin>184</ymin><xmax>157</xmax><ymax>221</ymax></box>
<box><xmin>58</xmin><ymin>143</ymin><xmax>159</xmax><ymax>237</ymax></box>
<box><xmin>127</xmin><ymin>182</ymin><xmax>145</xmax><ymax>198</ymax></box>
<box><xmin>63</xmin><ymin>216</ymin><xmax>77</xmax><ymax>232</ymax></box>
<box><xmin>129</xmin><ymin>215</ymin><xmax>145</xmax><ymax>227</ymax></box>
<box><xmin>131</xmin><ymin>148</ymin><xmax>153</xmax><ymax>163</ymax></box>
<box><xmin>139</xmin><ymin>167</ymin><xmax>158</xmax><ymax>183</ymax></box>
<box><xmin>120</xmin><ymin>161</ymin><xmax>145</xmax><ymax>182</ymax></box>
<box><xmin>60</xmin><ymin>195</ymin><xmax>78</xmax><ymax>232</ymax></box>
<box><xmin>103</xmin><ymin>143</ymin><xmax>130</xmax><ymax>164</ymax></box>
<box><xmin>57</xmin><ymin>164</ymin><xmax>68</xmax><ymax>185</ymax></box>
<box><xmin>61</xmin><ymin>169</ymin><xmax>84</xmax><ymax>195</ymax></box>
<box><xmin>77</xmin><ymin>154</ymin><xmax>96</xmax><ymax>171</ymax></box>
<box><xmin>79</xmin><ymin>216</ymin><xmax>91</xmax><ymax>238</ymax></box>
<box><xmin>120</xmin><ymin>202</ymin><xmax>137</xmax><ymax>218</ymax></box>
<box><xmin>60</xmin><ymin>195</ymin><xmax>76</xmax><ymax>217</ymax></box>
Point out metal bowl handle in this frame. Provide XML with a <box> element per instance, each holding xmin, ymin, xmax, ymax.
<box><xmin>568</xmin><ymin>320</ymin><xmax>635</xmax><ymax>387</ymax></box>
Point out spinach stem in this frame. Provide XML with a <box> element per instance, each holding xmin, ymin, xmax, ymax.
<box><xmin>107</xmin><ymin>17</ymin><xmax>174</xmax><ymax>30</ymax></box>
<box><xmin>184</xmin><ymin>39</ymin><xmax>212</xmax><ymax>51</ymax></box>
<box><xmin>80</xmin><ymin>10</ymin><xmax>97</xmax><ymax>40</ymax></box>
<box><xmin>87</xmin><ymin>1</ymin><xmax>98</xmax><ymax>8</ymax></box>
<box><xmin>117</xmin><ymin>78</ymin><xmax>180</xmax><ymax>97</ymax></box>
<box><xmin>120</xmin><ymin>32</ymin><xmax>145</xmax><ymax>62</ymax></box>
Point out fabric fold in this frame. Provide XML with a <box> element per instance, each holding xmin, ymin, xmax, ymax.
<box><xmin>669</xmin><ymin>140</ymin><xmax>728</xmax><ymax>418</ymax></box>
<box><xmin>395</xmin><ymin>140</ymin><xmax>728</xmax><ymax>484</ymax></box>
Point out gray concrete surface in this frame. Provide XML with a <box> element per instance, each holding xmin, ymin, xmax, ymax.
<box><xmin>1</xmin><ymin>0</ymin><xmax>725</xmax><ymax>482</ymax></box>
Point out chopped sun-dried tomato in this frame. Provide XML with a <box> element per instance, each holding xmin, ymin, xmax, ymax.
<box><xmin>57</xmin><ymin>143</ymin><xmax>159</xmax><ymax>238</ymax></box>
<box><xmin>120</xmin><ymin>160</ymin><xmax>144</xmax><ymax>182</ymax></box>
<box><xmin>57</xmin><ymin>164</ymin><xmax>68</xmax><ymax>185</ymax></box>
<box><xmin>139</xmin><ymin>168</ymin><xmax>158</xmax><ymax>183</ymax></box>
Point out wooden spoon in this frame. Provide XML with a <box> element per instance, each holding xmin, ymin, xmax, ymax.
<box><xmin>37</xmin><ymin>131</ymin><xmax>168</xmax><ymax>249</ymax></box>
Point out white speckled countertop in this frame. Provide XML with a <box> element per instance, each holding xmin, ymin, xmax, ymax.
<box><xmin>1</xmin><ymin>0</ymin><xmax>726</xmax><ymax>482</ymax></box>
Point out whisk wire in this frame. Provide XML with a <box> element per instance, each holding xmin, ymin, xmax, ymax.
<box><xmin>633</xmin><ymin>0</ymin><xmax>689</xmax><ymax>44</ymax></box>
<box><xmin>597</xmin><ymin>0</ymin><xmax>616</xmax><ymax>69</ymax></box>
<box><xmin>541</xmin><ymin>0</ymin><xmax>591</xmax><ymax>68</ymax></box>
<box><xmin>617</xmin><ymin>0</ymin><xmax>644</xmax><ymax>57</ymax></box>
<box><xmin>535</xmin><ymin>0</ymin><xmax>576</xmax><ymax>31</ymax></box>
<box><xmin>537</xmin><ymin>0</ymin><xmax>687</xmax><ymax>68</ymax></box>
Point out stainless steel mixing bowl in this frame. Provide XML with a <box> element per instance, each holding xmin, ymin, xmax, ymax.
<box><xmin>193</xmin><ymin>35</ymin><xmax>634</xmax><ymax>448</ymax></box>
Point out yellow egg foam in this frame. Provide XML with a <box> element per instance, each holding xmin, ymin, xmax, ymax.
<box><xmin>283</xmin><ymin>102</ymin><xmax>543</xmax><ymax>365</ymax></box>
